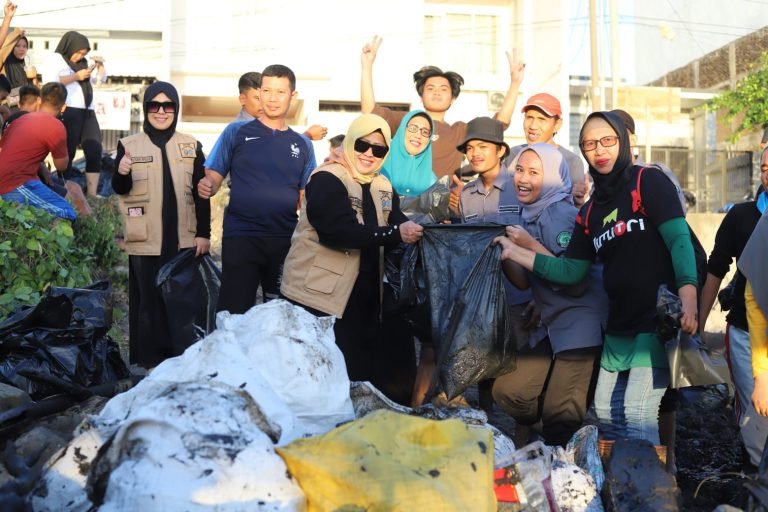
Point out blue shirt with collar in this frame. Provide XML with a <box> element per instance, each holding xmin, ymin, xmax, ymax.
<box><xmin>205</xmin><ymin>118</ymin><xmax>317</xmax><ymax>238</ymax></box>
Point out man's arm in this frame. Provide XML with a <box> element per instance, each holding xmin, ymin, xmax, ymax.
<box><xmin>51</xmin><ymin>156</ymin><xmax>68</xmax><ymax>171</ymax></box>
<box><xmin>698</xmin><ymin>273</ymin><xmax>723</xmax><ymax>333</ymax></box>
<box><xmin>360</xmin><ymin>35</ymin><xmax>382</xmax><ymax>114</ymax></box>
<box><xmin>493</xmin><ymin>48</ymin><xmax>525</xmax><ymax>129</ymax></box>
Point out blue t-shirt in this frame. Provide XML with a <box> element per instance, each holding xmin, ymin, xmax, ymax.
<box><xmin>205</xmin><ymin>119</ymin><xmax>316</xmax><ymax>238</ymax></box>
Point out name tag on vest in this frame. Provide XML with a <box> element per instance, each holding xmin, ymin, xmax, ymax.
<box><xmin>128</xmin><ymin>207</ymin><xmax>145</xmax><ymax>217</ymax></box>
<box><xmin>132</xmin><ymin>156</ymin><xmax>153</xmax><ymax>163</ymax></box>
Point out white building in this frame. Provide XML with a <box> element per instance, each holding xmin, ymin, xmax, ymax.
<box><xmin>14</xmin><ymin>0</ymin><xmax>766</xmax><ymax>162</ymax></box>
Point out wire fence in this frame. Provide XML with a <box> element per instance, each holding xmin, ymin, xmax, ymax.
<box><xmin>649</xmin><ymin>148</ymin><xmax>756</xmax><ymax>213</ymax></box>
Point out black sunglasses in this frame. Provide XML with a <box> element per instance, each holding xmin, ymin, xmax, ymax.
<box><xmin>354</xmin><ymin>138</ymin><xmax>389</xmax><ymax>158</ymax></box>
<box><xmin>147</xmin><ymin>101</ymin><xmax>177</xmax><ymax>114</ymax></box>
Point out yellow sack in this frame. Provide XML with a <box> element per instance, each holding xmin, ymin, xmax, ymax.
<box><xmin>276</xmin><ymin>409</ymin><xmax>495</xmax><ymax>512</ymax></box>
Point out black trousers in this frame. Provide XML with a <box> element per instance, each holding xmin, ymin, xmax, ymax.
<box><xmin>492</xmin><ymin>340</ymin><xmax>601</xmax><ymax>447</ymax></box>
<box><xmin>217</xmin><ymin>236</ymin><xmax>290</xmax><ymax>314</ymax></box>
<box><xmin>62</xmin><ymin>107</ymin><xmax>102</xmax><ymax>173</ymax></box>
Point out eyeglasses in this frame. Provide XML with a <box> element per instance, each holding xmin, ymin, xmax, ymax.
<box><xmin>406</xmin><ymin>123</ymin><xmax>432</xmax><ymax>138</ymax></box>
<box><xmin>147</xmin><ymin>101</ymin><xmax>177</xmax><ymax>114</ymax></box>
<box><xmin>580</xmin><ymin>135</ymin><xmax>619</xmax><ymax>152</ymax></box>
<box><xmin>354</xmin><ymin>138</ymin><xmax>389</xmax><ymax>158</ymax></box>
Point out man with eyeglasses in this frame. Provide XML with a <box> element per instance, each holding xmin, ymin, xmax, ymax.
<box><xmin>360</xmin><ymin>35</ymin><xmax>525</xmax><ymax>179</ymax></box>
<box><xmin>504</xmin><ymin>93</ymin><xmax>586</xmax><ymax>206</ymax></box>
<box><xmin>198</xmin><ymin>64</ymin><xmax>317</xmax><ymax>315</ymax></box>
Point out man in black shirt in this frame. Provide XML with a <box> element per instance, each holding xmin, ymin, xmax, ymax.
<box><xmin>699</xmin><ymin>147</ymin><xmax>768</xmax><ymax>468</ymax></box>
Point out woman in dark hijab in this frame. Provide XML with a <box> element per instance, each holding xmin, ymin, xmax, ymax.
<box><xmin>112</xmin><ymin>81</ymin><xmax>211</xmax><ymax>369</ymax></box>
<box><xmin>1</xmin><ymin>34</ymin><xmax>36</xmax><ymax>88</ymax></box>
<box><xmin>49</xmin><ymin>31</ymin><xmax>106</xmax><ymax>197</ymax></box>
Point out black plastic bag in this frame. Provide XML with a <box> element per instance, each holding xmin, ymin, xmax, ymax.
<box><xmin>0</xmin><ymin>281</ymin><xmax>129</xmax><ymax>399</ymax></box>
<box><xmin>656</xmin><ymin>285</ymin><xmax>727</xmax><ymax>389</ymax></box>
<box><xmin>419</xmin><ymin>224</ymin><xmax>516</xmax><ymax>399</ymax></box>
<box><xmin>399</xmin><ymin>176</ymin><xmax>452</xmax><ymax>224</ymax></box>
<box><xmin>155</xmin><ymin>249</ymin><xmax>221</xmax><ymax>354</ymax></box>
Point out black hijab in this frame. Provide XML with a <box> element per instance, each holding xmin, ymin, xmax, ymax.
<box><xmin>579</xmin><ymin>111</ymin><xmax>634</xmax><ymax>204</ymax></box>
<box><xmin>54</xmin><ymin>31</ymin><xmax>93</xmax><ymax>107</ymax></box>
<box><xmin>142</xmin><ymin>81</ymin><xmax>180</xmax><ymax>147</ymax></box>
<box><xmin>3</xmin><ymin>36</ymin><xmax>28</xmax><ymax>89</ymax></box>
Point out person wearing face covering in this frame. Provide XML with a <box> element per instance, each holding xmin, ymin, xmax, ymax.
<box><xmin>496</xmin><ymin>111</ymin><xmax>698</xmax><ymax>448</ymax></box>
<box><xmin>379</xmin><ymin>110</ymin><xmax>437</xmax><ymax>197</ymax></box>
<box><xmin>281</xmin><ymin>113</ymin><xmax>424</xmax><ymax>384</ymax></box>
<box><xmin>494</xmin><ymin>143</ymin><xmax>607</xmax><ymax>447</ymax></box>
<box><xmin>112</xmin><ymin>81</ymin><xmax>211</xmax><ymax>369</ymax></box>
<box><xmin>42</xmin><ymin>31</ymin><xmax>106</xmax><ymax>197</ymax></box>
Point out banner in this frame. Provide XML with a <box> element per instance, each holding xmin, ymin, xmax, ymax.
<box><xmin>93</xmin><ymin>90</ymin><xmax>132</xmax><ymax>131</ymax></box>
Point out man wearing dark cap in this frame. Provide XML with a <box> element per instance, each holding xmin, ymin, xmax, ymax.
<box><xmin>504</xmin><ymin>92</ymin><xmax>587</xmax><ymax>205</ymax></box>
<box><xmin>454</xmin><ymin>116</ymin><xmax>538</xmax><ymax>411</ymax></box>
<box><xmin>360</xmin><ymin>35</ymin><xmax>525</xmax><ymax>179</ymax></box>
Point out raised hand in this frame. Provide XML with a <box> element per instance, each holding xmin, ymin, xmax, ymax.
<box><xmin>361</xmin><ymin>35</ymin><xmax>382</xmax><ymax>67</ymax></box>
<box><xmin>506</xmin><ymin>48</ymin><xmax>525</xmax><ymax>87</ymax></box>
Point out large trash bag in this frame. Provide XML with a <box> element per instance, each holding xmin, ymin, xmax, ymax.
<box><xmin>656</xmin><ymin>285</ymin><xmax>728</xmax><ymax>389</ymax></box>
<box><xmin>155</xmin><ymin>249</ymin><xmax>221</xmax><ymax>355</ymax></box>
<box><xmin>418</xmin><ymin>224</ymin><xmax>516</xmax><ymax>400</ymax></box>
<box><xmin>0</xmin><ymin>281</ymin><xmax>129</xmax><ymax>399</ymax></box>
<box><xmin>277</xmin><ymin>409</ymin><xmax>496</xmax><ymax>512</ymax></box>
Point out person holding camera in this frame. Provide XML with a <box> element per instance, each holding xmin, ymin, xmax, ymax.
<box><xmin>41</xmin><ymin>31</ymin><xmax>106</xmax><ymax>198</ymax></box>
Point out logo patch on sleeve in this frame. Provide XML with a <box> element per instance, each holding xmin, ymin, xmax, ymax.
<box><xmin>556</xmin><ymin>231</ymin><xmax>571</xmax><ymax>248</ymax></box>
<box><xmin>178</xmin><ymin>142</ymin><xmax>196</xmax><ymax>158</ymax></box>
<box><xmin>128</xmin><ymin>207</ymin><xmax>145</xmax><ymax>217</ymax></box>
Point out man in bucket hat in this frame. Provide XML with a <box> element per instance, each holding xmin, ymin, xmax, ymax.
<box><xmin>454</xmin><ymin>116</ymin><xmax>538</xmax><ymax>412</ymax></box>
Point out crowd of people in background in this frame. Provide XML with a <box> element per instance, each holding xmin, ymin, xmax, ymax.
<box><xmin>1</xmin><ymin>2</ymin><xmax>767</xmax><ymax>475</ymax></box>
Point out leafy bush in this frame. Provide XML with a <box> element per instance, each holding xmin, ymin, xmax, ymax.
<box><xmin>0</xmin><ymin>197</ymin><xmax>125</xmax><ymax>318</ymax></box>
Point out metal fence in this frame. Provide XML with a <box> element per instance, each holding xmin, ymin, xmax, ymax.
<box><xmin>648</xmin><ymin>148</ymin><xmax>755</xmax><ymax>213</ymax></box>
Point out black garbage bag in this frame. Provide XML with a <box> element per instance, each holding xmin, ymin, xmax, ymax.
<box><xmin>399</xmin><ymin>176</ymin><xmax>452</xmax><ymax>224</ymax></box>
<box><xmin>656</xmin><ymin>285</ymin><xmax>727</xmax><ymax>389</ymax></box>
<box><xmin>155</xmin><ymin>249</ymin><xmax>221</xmax><ymax>354</ymax></box>
<box><xmin>419</xmin><ymin>224</ymin><xmax>516</xmax><ymax>400</ymax></box>
<box><xmin>0</xmin><ymin>281</ymin><xmax>129</xmax><ymax>399</ymax></box>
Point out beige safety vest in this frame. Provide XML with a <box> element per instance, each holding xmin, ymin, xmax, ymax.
<box><xmin>281</xmin><ymin>163</ymin><xmax>393</xmax><ymax>318</ymax></box>
<box><xmin>117</xmin><ymin>131</ymin><xmax>199</xmax><ymax>255</ymax></box>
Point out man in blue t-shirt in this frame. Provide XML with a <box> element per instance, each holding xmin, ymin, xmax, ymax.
<box><xmin>198</xmin><ymin>64</ymin><xmax>316</xmax><ymax>314</ymax></box>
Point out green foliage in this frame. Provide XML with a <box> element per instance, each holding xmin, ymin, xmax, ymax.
<box><xmin>706</xmin><ymin>52</ymin><xmax>768</xmax><ymax>143</ymax></box>
<box><xmin>0</xmin><ymin>196</ymin><xmax>126</xmax><ymax>319</ymax></box>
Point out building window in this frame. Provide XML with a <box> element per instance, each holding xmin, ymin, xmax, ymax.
<box><xmin>44</xmin><ymin>41</ymin><xmax>49</xmax><ymax>50</ymax></box>
<box><xmin>424</xmin><ymin>8</ymin><xmax>506</xmax><ymax>76</ymax></box>
<box><xmin>94</xmin><ymin>42</ymin><xmax>99</xmax><ymax>51</ymax></box>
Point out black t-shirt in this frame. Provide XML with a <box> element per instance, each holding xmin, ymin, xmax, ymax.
<box><xmin>566</xmin><ymin>165</ymin><xmax>685</xmax><ymax>335</ymax></box>
<box><xmin>706</xmin><ymin>200</ymin><xmax>762</xmax><ymax>331</ymax></box>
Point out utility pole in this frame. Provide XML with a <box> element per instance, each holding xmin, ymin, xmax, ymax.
<box><xmin>610</xmin><ymin>0</ymin><xmax>619</xmax><ymax>109</ymax></box>
<box><xmin>589</xmin><ymin>0</ymin><xmax>601</xmax><ymax>111</ymax></box>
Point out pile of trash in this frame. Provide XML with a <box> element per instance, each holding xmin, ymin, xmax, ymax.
<box><xmin>22</xmin><ymin>300</ymin><xmax>614</xmax><ymax>511</ymax></box>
